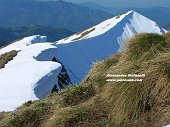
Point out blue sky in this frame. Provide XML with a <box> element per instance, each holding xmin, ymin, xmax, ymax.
<box><xmin>62</xmin><ymin>0</ymin><xmax>170</xmax><ymax>8</ymax></box>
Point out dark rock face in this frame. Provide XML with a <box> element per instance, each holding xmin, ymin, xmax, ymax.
<box><xmin>52</xmin><ymin>57</ymin><xmax>72</xmax><ymax>91</ymax></box>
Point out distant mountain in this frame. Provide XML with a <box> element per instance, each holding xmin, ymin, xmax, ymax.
<box><xmin>0</xmin><ymin>0</ymin><xmax>113</xmax><ymax>31</ymax></box>
<box><xmin>0</xmin><ymin>11</ymin><xmax>167</xmax><ymax>112</ymax></box>
<box><xmin>79</xmin><ymin>2</ymin><xmax>117</xmax><ymax>14</ymax></box>
<box><xmin>0</xmin><ymin>25</ymin><xmax>74</xmax><ymax>47</ymax></box>
<box><xmin>166</xmin><ymin>26</ymin><xmax>170</xmax><ymax>30</ymax></box>
<box><xmin>80</xmin><ymin>2</ymin><xmax>170</xmax><ymax>29</ymax></box>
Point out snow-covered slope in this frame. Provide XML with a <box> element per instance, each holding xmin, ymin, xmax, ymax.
<box><xmin>0</xmin><ymin>35</ymin><xmax>47</xmax><ymax>55</ymax></box>
<box><xmin>57</xmin><ymin>11</ymin><xmax>167</xmax><ymax>46</ymax></box>
<box><xmin>0</xmin><ymin>36</ymin><xmax>62</xmax><ymax>111</ymax></box>
<box><xmin>55</xmin><ymin>10</ymin><xmax>167</xmax><ymax>84</ymax></box>
<box><xmin>0</xmin><ymin>11</ymin><xmax>167</xmax><ymax>112</ymax></box>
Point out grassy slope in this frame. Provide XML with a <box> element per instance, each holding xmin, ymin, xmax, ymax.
<box><xmin>0</xmin><ymin>33</ymin><xmax>170</xmax><ymax>127</ymax></box>
<box><xmin>0</xmin><ymin>50</ymin><xmax>18</xmax><ymax>69</ymax></box>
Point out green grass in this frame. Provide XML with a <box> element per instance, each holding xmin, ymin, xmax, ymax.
<box><xmin>127</xmin><ymin>33</ymin><xmax>166</xmax><ymax>61</ymax></box>
<box><xmin>61</xmin><ymin>85</ymin><xmax>95</xmax><ymax>107</ymax></box>
<box><xmin>105</xmin><ymin>57</ymin><xmax>119</xmax><ymax>68</ymax></box>
<box><xmin>0</xmin><ymin>101</ymin><xmax>51</xmax><ymax>127</ymax></box>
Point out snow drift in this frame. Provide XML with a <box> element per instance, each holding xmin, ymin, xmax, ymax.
<box><xmin>0</xmin><ymin>36</ymin><xmax>62</xmax><ymax>111</ymax></box>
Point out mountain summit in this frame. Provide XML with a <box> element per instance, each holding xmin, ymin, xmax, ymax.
<box><xmin>55</xmin><ymin>10</ymin><xmax>167</xmax><ymax>83</ymax></box>
<box><xmin>0</xmin><ymin>11</ymin><xmax>167</xmax><ymax>111</ymax></box>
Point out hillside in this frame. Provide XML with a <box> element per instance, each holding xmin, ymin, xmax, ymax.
<box><xmin>0</xmin><ymin>25</ymin><xmax>74</xmax><ymax>47</ymax></box>
<box><xmin>0</xmin><ymin>11</ymin><xmax>167</xmax><ymax>112</ymax></box>
<box><xmin>0</xmin><ymin>0</ymin><xmax>113</xmax><ymax>31</ymax></box>
<box><xmin>0</xmin><ymin>32</ymin><xmax>169</xmax><ymax>127</ymax></box>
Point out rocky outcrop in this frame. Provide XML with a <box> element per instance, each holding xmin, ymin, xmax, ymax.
<box><xmin>52</xmin><ymin>57</ymin><xmax>72</xmax><ymax>91</ymax></box>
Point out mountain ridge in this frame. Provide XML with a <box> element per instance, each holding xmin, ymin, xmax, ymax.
<box><xmin>54</xmin><ymin>10</ymin><xmax>167</xmax><ymax>83</ymax></box>
<box><xmin>0</xmin><ymin>11</ymin><xmax>167</xmax><ymax>112</ymax></box>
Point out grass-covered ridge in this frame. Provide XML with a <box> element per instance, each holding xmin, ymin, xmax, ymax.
<box><xmin>0</xmin><ymin>50</ymin><xmax>19</xmax><ymax>69</ymax></box>
<box><xmin>0</xmin><ymin>33</ymin><xmax>170</xmax><ymax>127</ymax></box>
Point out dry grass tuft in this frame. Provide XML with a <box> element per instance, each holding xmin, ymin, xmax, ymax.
<box><xmin>73</xmin><ymin>28</ymin><xmax>95</xmax><ymax>41</ymax></box>
<box><xmin>126</xmin><ymin>33</ymin><xmax>166</xmax><ymax>62</ymax></box>
<box><xmin>60</xmin><ymin>85</ymin><xmax>96</xmax><ymax>107</ymax></box>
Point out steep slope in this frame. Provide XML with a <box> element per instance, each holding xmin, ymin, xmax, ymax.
<box><xmin>0</xmin><ymin>33</ymin><xmax>169</xmax><ymax>127</ymax></box>
<box><xmin>0</xmin><ymin>36</ymin><xmax>63</xmax><ymax>111</ymax></box>
<box><xmin>55</xmin><ymin>10</ymin><xmax>167</xmax><ymax>84</ymax></box>
<box><xmin>0</xmin><ymin>0</ymin><xmax>113</xmax><ymax>31</ymax></box>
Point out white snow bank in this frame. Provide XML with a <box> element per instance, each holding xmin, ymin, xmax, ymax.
<box><xmin>0</xmin><ymin>35</ymin><xmax>47</xmax><ymax>55</ymax></box>
<box><xmin>0</xmin><ymin>39</ymin><xmax>61</xmax><ymax>111</ymax></box>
